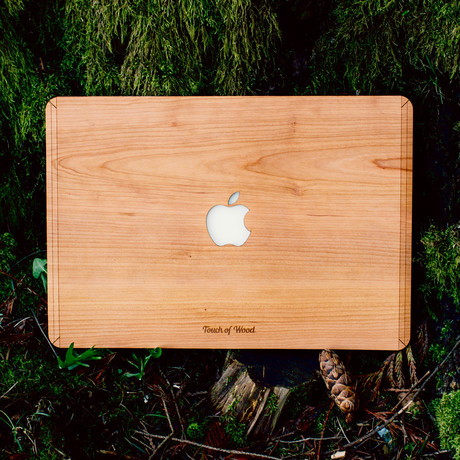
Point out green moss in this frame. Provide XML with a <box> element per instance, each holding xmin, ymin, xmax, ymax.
<box><xmin>223</xmin><ymin>398</ymin><xmax>247</xmax><ymax>447</ymax></box>
<box><xmin>0</xmin><ymin>345</ymin><xmax>91</xmax><ymax>455</ymax></box>
<box><xmin>0</xmin><ymin>346</ymin><xmax>85</xmax><ymax>397</ymax></box>
<box><xmin>302</xmin><ymin>0</ymin><xmax>460</xmax><ymax>96</ymax></box>
<box><xmin>421</xmin><ymin>225</ymin><xmax>460</xmax><ymax>309</ymax></box>
<box><xmin>0</xmin><ymin>1</ymin><xmax>72</xmax><ymax>250</ymax></box>
<box><xmin>266</xmin><ymin>391</ymin><xmax>279</xmax><ymax>414</ymax></box>
<box><xmin>186</xmin><ymin>421</ymin><xmax>208</xmax><ymax>441</ymax></box>
<box><xmin>429</xmin><ymin>320</ymin><xmax>454</xmax><ymax>365</ymax></box>
<box><xmin>435</xmin><ymin>391</ymin><xmax>460</xmax><ymax>459</ymax></box>
<box><xmin>64</xmin><ymin>0</ymin><xmax>280</xmax><ymax>96</ymax></box>
<box><xmin>213</xmin><ymin>0</ymin><xmax>280</xmax><ymax>94</ymax></box>
<box><xmin>223</xmin><ymin>413</ymin><xmax>247</xmax><ymax>447</ymax></box>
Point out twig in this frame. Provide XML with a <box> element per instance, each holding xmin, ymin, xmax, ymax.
<box><xmin>134</xmin><ymin>430</ymin><xmax>282</xmax><ymax>460</ymax></box>
<box><xmin>23</xmin><ymin>428</ymin><xmax>38</xmax><ymax>455</ymax></box>
<box><xmin>162</xmin><ymin>370</ymin><xmax>186</xmax><ymax>437</ymax></box>
<box><xmin>341</xmin><ymin>338</ymin><xmax>460</xmax><ymax>451</ymax></box>
<box><xmin>0</xmin><ymin>269</ymin><xmax>47</xmax><ymax>304</ymax></box>
<box><xmin>279</xmin><ymin>436</ymin><xmax>342</xmax><ymax>444</ymax></box>
<box><xmin>149</xmin><ymin>432</ymin><xmax>173</xmax><ymax>459</ymax></box>
<box><xmin>400</xmin><ymin>418</ymin><xmax>408</xmax><ymax>447</ymax></box>
<box><xmin>96</xmin><ymin>451</ymin><xmax>139</xmax><ymax>460</ymax></box>
<box><xmin>385</xmin><ymin>388</ymin><xmax>422</xmax><ymax>392</ymax></box>
<box><xmin>29</xmin><ymin>308</ymin><xmax>60</xmax><ymax>362</ymax></box>
<box><xmin>52</xmin><ymin>446</ymin><xmax>68</xmax><ymax>457</ymax></box>
<box><xmin>317</xmin><ymin>401</ymin><xmax>334</xmax><ymax>460</ymax></box>
<box><xmin>283</xmin><ymin>451</ymin><xmax>316</xmax><ymax>460</ymax></box>
<box><xmin>171</xmin><ymin>387</ymin><xmax>185</xmax><ymax>437</ymax></box>
<box><xmin>341</xmin><ymin>389</ymin><xmax>424</xmax><ymax>451</ymax></box>
<box><xmin>11</xmin><ymin>316</ymin><xmax>32</xmax><ymax>328</ymax></box>
<box><xmin>149</xmin><ymin>393</ymin><xmax>175</xmax><ymax>458</ymax></box>
<box><xmin>127</xmin><ymin>434</ymin><xmax>155</xmax><ymax>454</ymax></box>
<box><xmin>161</xmin><ymin>394</ymin><xmax>174</xmax><ymax>434</ymax></box>
<box><xmin>269</xmin><ymin>434</ymin><xmax>282</xmax><ymax>457</ymax></box>
<box><xmin>136</xmin><ymin>422</ymin><xmax>160</xmax><ymax>453</ymax></box>
<box><xmin>388</xmin><ymin>328</ymin><xmax>456</xmax><ymax>411</ymax></box>
<box><xmin>0</xmin><ymin>381</ymin><xmax>18</xmax><ymax>400</ymax></box>
<box><xmin>336</xmin><ymin>417</ymin><xmax>350</xmax><ymax>444</ymax></box>
<box><xmin>389</xmin><ymin>369</ymin><xmax>430</xmax><ymax>413</ymax></box>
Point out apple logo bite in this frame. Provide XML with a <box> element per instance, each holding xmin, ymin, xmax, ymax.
<box><xmin>206</xmin><ymin>192</ymin><xmax>251</xmax><ymax>246</ymax></box>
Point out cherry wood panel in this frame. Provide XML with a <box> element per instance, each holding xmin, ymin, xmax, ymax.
<box><xmin>46</xmin><ymin>96</ymin><xmax>412</xmax><ymax>350</ymax></box>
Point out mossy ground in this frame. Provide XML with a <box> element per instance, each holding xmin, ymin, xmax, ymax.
<box><xmin>1</xmin><ymin>0</ymin><xmax>459</xmax><ymax>458</ymax></box>
<box><xmin>434</xmin><ymin>390</ymin><xmax>460</xmax><ymax>459</ymax></box>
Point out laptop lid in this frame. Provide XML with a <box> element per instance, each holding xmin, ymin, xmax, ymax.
<box><xmin>46</xmin><ymin>96</ymin><xmax>412</xmax><ymax>350</ymax></box>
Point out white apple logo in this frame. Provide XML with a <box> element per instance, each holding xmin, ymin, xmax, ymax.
<box><xmin>206</xmin><ymin>192</ymin><xmax>251</xmax><ymax>246</ymax></box>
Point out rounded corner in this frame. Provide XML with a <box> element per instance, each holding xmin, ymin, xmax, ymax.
<box><xmin>48</xmin><ymin>333</ymin><xmax>62</xmax><ymax>349</ymax></box>
<box><xmin>46</xmin><ymin>97</ymin><xmax>58</xmax><ymax>110</ymax></box>
<box><xmin>396</xmin><ymin>335</ymin><xmax>410</xmax><ymax>351</ymax></box>
<box><xmin>401</xmin><ymin>96</ymin><xmax>412</xmax><ymax>110</ymax></box>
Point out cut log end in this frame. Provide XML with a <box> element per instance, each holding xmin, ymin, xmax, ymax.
<box><xmin>210</xmin><ymin>355</ymin><xmax>292</xmax><ymax>439</ymax></box>
<box><xmin>210</xmin><ymin>350</ymin><xmax>357</xmax><ymax>439</ymax></box>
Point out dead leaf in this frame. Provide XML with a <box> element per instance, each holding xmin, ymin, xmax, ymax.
<box><xmin>1</xmin><ymin>297</ymin><xmax>15</xmax><ymax>315</ymax></box>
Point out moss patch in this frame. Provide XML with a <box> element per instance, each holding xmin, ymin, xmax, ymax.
<box><xmin>421</xmin><ymin>225</ymin><xmax>460</xmax><ymax>309</ymax></box>
<box><xmin>435</xmin><ymin>391</ymin><xmax>460</xmax><ymax>459</ymax></box>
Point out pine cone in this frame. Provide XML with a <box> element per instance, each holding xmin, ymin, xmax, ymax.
<box><xmin>319</xmin><ymin>349</ymin><xmax>358</xmax><ymax>422</ymax></box>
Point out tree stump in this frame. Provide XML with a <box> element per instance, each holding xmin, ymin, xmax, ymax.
<box><xmin>210</xmin><ymin>350</ymin><xmax>319</xmax><ymax>439</ymax></box>
<box><xmin>210</xmin><ymin>349</ymin><xmax>358</xmax><ymax>438</ymax></box>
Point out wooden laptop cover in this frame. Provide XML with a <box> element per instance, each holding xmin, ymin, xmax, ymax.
<box><xmin>46</xmin><ymin>96</ymin><xmax>412</xmax><ymax>350</ymax></box>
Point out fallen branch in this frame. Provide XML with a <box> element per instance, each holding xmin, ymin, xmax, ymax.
<box><xmin>317</xmin><ymin>401</ymin><xmax>334</xmax><ymax>460</ymax></box>
<box><xmin>341</xmin><ymin>337</ymin><xmax>460</xmax><ymax>451</ymax></box>
<box><xmin>279</xmin><ymin>436</ymin><xmax>342</xmax><ymax>444</ymax></box>
<box><xmin>133</xmin><ymin>430</ymin><xmax>282</xmax><ymax>460</ymax></box>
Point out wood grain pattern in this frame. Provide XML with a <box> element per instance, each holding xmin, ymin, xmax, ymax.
<box><xmin>46</xmin><ymin>96</ymin><xmax>412</xmax><ymax>350</ymax></box>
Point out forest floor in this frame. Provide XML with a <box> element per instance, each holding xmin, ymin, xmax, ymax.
<box><xmin>1</xmin><ymin>1</ymin><xmax>459</xmax><ymax>458</ymax></box>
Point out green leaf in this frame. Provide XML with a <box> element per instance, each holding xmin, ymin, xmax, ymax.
<box><xmin>65</xmin><ymin>342</ymin><xmax>75</xmax><ymax>364</ymax></box>
<box><xmin>124</xmin><ymin>348</ymin><xmax>162</xmax><ymax>380</ymax></box>
<box><xmin>58</xmin><ymin>342</ymin><xmax>103</xmax><ymax>370</ymax></box>
<box><xmin>57</xmin><ymin>356</ymin><xmax>65</xmax><ymax>369</ymax></box>
<box><xmin>149</xmin><ymin>347</ymin><xmax>162</xmax><ymax>358</ymax></box>
<box><xmin>32</xmin><ymin>258</ymin><xmax>47</xmax><ymax>293</ymax></box>
<box><xmin>32</xmin><ymin>258</ymin><xmax>47</xmax><ymax>279</ymax></box>
<box><xmin>40</xmin><ymin>272</ymin><xmax>47</xmax><ymax>293</ymax></box>
<box><xmin>124</xmin><ymin>372</ymin><xmax>142</xmax><ymax>380</ymax></box>
<box><xmin>78</xmin><ymin>346</ymin><xmax>103</xmax><ymax>361</ymax></box>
